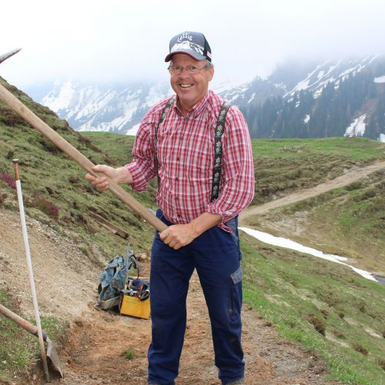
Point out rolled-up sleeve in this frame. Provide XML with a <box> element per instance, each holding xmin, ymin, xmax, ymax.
<box><xmin>206</xmin><ymin>106</ymin><xmax>255</xmax><ymax>225</ymax></box>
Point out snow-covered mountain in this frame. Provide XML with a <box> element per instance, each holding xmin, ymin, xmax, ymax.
<box><xmin>240</xmin><ymin>55</ymin><xmax>385</xmax><ymax>141</ymax></box>
<box><xmin>38</xmin><ymin>81</ymin><xmax>173</xmax><ymax>134</ymax></box>
<box><xmin>28</xmin><ymin>55</ymin><xmax>385</xmax><ymax>141</ymax></box>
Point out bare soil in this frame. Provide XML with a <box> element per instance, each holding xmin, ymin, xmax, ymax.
<box><xmin>5</xmin><ymin>157</ymin><xmax>381</xmax><ymax>385</ymax></box>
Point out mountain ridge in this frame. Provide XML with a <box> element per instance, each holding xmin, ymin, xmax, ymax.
<box><xmin>24</xmin><ymin>55</ymin><xmax>385</xmax><ymax>141</ymax></box>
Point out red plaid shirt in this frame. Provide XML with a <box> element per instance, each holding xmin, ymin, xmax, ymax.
<box><xmin>126</xmin><ymin>90</ymin><xmax>255</xmax><ymax>230</ymax></box>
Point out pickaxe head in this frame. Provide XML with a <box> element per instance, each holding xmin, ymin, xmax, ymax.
<box><xmin>0</xmin><ymin>48</ymin><xmax>21</xmax><ymax>65</ymax></box>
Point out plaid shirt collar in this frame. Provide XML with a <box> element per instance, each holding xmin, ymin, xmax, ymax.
<box><xmin>174</xmin><ymin>90</ymin><xmax>211</xmax><ymax>119</ymax></box>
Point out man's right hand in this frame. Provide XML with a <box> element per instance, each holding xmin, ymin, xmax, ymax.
<box><xmin>85</xmin><ymin>165</ymin><xmax>133</xmax><ymax>191</ymax></box>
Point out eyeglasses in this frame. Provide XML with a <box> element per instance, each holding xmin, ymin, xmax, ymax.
<box><xmin>168</xmin><ymin>64</ymin><xmax>210</xmax><ymax>75</ymax></box>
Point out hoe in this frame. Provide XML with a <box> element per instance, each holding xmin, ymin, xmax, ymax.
<box><xmin>0</xmin><ymin>48</ymin><xmax>168</xmax><ymax>381</ymax></box>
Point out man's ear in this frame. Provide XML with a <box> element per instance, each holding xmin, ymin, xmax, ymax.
<box><xmin>207</xmin><ymin>66</ymin><xmax>214</xmax><ymax>82</ymax></box>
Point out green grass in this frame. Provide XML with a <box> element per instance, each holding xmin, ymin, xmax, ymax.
<box><xmin>253</xmin><ymin>137</ymin><xmax>385</xmax><ymax>160</ymax></box>
<box><xmin>241</xmin><ymin>236</ymin><xmax>385</xmax><ymax>385</ymax></box>
<box><xmin>81</xmin><ymin>131</ymin><xmax>135</xmax><ymax>165</ymax></box>
<box><xmin>251</xmin><ymin>137</ymin><xmax>385</xmax><ymax>205</ymax></box>
<box><xmin>122</xmin><ymin>348</ymin><xmax>136</xmax><ymax>360</ymax></box>
<box><xmin>0</xmin><ymin>288</ymin><xmax>66</xmax><ymax>382</ymax></box>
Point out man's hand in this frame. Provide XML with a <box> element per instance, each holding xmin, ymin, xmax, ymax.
<box><xmin>85</xmin><ymin>165</ymin><xmax>133</xmax><ymax>191</ymax></box>
<box><xmin>159</xmin><ymin>224</ymin><xmax>197</xmax><ymax>250</ymax></box>
<box><xmin>159</xmin><ymin>212</ymin><xmax>222</xmax><ymax>250</ymax></box>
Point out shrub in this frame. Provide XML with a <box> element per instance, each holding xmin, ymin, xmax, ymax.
<box><xmin>29</xmin><ymin>193</ymin><xmax>61</xmax><ymax>219</ymax></box>
<box><xmin>68</xmin><ymin>176</ymin><xmax>79</xmax><ymax>184</ymax></box>
<box><xmin>320</xmin><ymin>309</ymin><xmax>329</xmax><ymax>319</ymax></box>
<box><xmin>345</xmin><ymin>181</ymin><xmax>362</xmax><ymax>191</ymax></box>
<box><xmin>122</xmin><ymin>349</ymin><xmax>136</xmax><ymax>360</ymax></box>
<box><xmin>0</xmin><ymin>173</ymin><xmax>16</xmax><ymax>190</ymax></box>
<box><xmin>0</xmin><ymin>193</ymin><xmax>8</xmax><ymax>205</ymax></box>
<box><xmin>352</xmin><ymin>343</ymin><xmax>368</xmax><ymax>356</ymax></box>
<box><xmin>377</xmin><ymin>358</ymin><xmax>385</xmax><ymax>371</ymax></box>
<box><xmin>307</xmin><ymin>314</ymin><xmax>326</xmax><ymax>335</ymax></box>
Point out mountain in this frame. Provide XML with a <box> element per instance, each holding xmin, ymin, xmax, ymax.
<box><xmin>26</xmin><ymin>56</ymin><xmax>385</xmax><ymax>141</ymax></box>
<box><xmin>241</xmin><ymin>56</ymin><xmax>385</xmax><ymax>141</ymax></box>
<box><xmin>31</xmin><ymin>81</ymin><xmax>173</xmax><ymax>135</ymax></box>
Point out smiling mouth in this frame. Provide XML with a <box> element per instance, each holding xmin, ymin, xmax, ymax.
<box><xmin>180</xmin><ymin>84</ymin><xmax>193</xmax><ymax>88</ymax></box>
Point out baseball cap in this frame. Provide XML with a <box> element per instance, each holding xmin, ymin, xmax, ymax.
<box><xmin>165</xmin><ymin>31</ymin><xmax>212</xmax><ymax>62</ymax></box>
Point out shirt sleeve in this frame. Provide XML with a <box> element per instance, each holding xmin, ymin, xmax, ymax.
<box><xmin>205</xmin><ymin>106</ymin><xmax>255</xmax><ymax>225</ymax></box>
<box><xmin>125</xmin><ymin>111</ymin><xmax>158</xmax><ymax>192</ymax></box>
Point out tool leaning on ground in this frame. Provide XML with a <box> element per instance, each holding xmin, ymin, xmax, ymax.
<box><xmin>11</xmin><ymin>159</ymin><xmax>57</xmax><ymax>382</ymax></box>
<box><xmin>0</xmin><ymin>304</ymin><xmax>63</xmax><ymax>378</ymax></box>
<box><xmin>0</xmin><ymin>48</ymin><xmax>167</xmax><ymax>232</ymax></box>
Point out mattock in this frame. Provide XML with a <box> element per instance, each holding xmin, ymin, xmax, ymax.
<box><xmin>0</xmin><ymin>48</ymin><xmax>167</xmax><ymax>232</ymax></box>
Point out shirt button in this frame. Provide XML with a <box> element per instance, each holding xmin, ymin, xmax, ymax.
<box><xmin>176</xmin><ymin>157</ymin><xmax>180</xmax><ymax>161</ymax></box>
<box><xmin>175</xmin><ymin>177</ymin><xmax>179</xmax><ymax>182</ymax></box>
<box><xmin>175</xmin><ymin>196</ymin><xmax>179</xmax><ymax>201</ymax></box>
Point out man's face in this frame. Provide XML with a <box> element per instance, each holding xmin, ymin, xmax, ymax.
<box><xmin>169</xmin><ymin>53</ymin><xmax>214</xmax><ymax>113</ymax></box>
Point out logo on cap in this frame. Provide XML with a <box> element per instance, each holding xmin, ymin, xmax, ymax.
<box><xmin>165</xmin><ymin>31</ymin><xmax>212</xmax><ymax>62</ymax></box>
<box><xmin>170</xmin><ymin>41</ymin><xmax>204</xmax><ymax>55</ymax></box>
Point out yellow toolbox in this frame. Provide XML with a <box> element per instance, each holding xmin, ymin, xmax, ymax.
<box><xmin>120</xmin><ymin>294</ymin><xmax>150</xmax><ymax>319</ymax></box>
<box><xmin>119</xmin><ymin>277</ymin><xmax>151</xmax><ymax>319</ymax></box>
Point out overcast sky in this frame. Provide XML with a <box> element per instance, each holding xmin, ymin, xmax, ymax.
<box><xmin>1</xmin><ymin>0</ymin><xmax>384</xmax><ymax>89</ymax></box>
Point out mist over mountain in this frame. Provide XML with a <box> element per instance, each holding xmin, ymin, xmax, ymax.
<box><xmin>240</xmin><ymin>56</ymin><xmax>385</xmax><ymax>141</ymax></box>
<box><xmin>26</xmin><ymin>55</ymin><xmax>385</xmax><ymax>142</ymax></box>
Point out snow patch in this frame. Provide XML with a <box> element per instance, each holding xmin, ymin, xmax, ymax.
<box><xmin>126</xmin><ymin>123</ymin><xmax>140</xmax><ymax>136</ymax></box>
<box><xmin>42</xmin><ymin>80</ymin><xmax>75</xmax><ymax>111</ymax></box>
<box><xmin>374</xmin><ymin>76</ymin><xmax>385</xmax><ymax>83</ymax></box>
<box><xmin>248</xmin><ymin>93</ymin><xmax>255</xmax><ymax>104</ymax></box>
<box><xmin>344</xmin><ymin>114</ymin><xmax>366</xmax><ymax>137</ymax></box>
<box><xmin>239</xmin><ymin>227</ymin><xmax>378</xmax><ymax>282</ymax></box>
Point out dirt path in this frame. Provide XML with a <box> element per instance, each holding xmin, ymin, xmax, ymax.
<box><xmin>45</xmin><ymin>277</ymin><xmax>334</xmax><ymax>385</ymax></box>
<box><xmin>0</xmin><ymin>207</ymin><xmax>341</xmax><ymax>385</ymax></box>
<box><xmin>240</xmin><ymin>161</ymin><xmax>385</xmax><ymax>220</ymax></box>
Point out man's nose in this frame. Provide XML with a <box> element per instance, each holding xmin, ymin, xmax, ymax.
<box><xmin>179</xmin><ymin>67</ymin><xmax>190</xmax><ymax>76</ymax></box>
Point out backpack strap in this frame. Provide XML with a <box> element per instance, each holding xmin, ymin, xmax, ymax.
<box><xmin>211</xmin><ymin>101</ymin><xmax>231</xmax><ymax>202</ymax></box>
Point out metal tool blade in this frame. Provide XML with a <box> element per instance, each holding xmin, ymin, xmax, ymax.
<box><xmin>0</xmin><ymin>48</ymin><xmax>21</xmax><ymax>65</ymax></box>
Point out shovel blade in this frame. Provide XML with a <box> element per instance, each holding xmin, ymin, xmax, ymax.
<box><xmin>0</xmin><ymin>304</ymin><xmax>63</xmax><ymax>378</ymax></box>
<box><xmin>46</xmin><ymin>336</ymin><xmax>64</xmax><ymax>378</ymax></box>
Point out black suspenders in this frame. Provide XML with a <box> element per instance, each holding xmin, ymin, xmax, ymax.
<box><xmin>211</xmin><ymin>101</ymin><xmax>231</xmax><ymax>201</ymax></box>
<box><xmin>155</xmin><ymin>98</ymin><xmax>231</xmax><ymax>202</ymax></box>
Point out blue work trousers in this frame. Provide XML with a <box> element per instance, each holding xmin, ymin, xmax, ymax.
<box><xmin>148</xmin><ymin>210</ymin><xmax>245</xmax><ymax>385</ymax></box>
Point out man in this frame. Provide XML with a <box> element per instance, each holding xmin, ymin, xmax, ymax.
<box><xmin>86</xmin><ymin>31</ymin><xmax>255</xmax><ymax>385</ymax></box>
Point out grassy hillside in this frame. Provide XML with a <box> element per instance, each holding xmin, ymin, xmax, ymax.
<box><xmin>0</xmin><ymin>77</ymin><xmax>156</xmax><ymax>261</ymax></box>
<box><xmin>252</xmin><ymin>137</ymin><xmax>385</xmax><ymax>204</ymax></box>
<box><xmin>242</xmin><ymin>235</ymin><xmax>385</xmax><ymax>385</ymax></box>
<box><xmin>1</xmin><ymin>78</ymin><xmax>385</xmax><ymax>383</ymax></box>
<box><xmin>244</xmin><ymin>138</ymin><xmax>385</xmax><ymax>276</ymax></box>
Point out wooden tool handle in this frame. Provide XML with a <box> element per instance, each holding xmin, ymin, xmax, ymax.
<box><xmin>0</xmin><ymin>82</ymin><xmax>167</xmax><ymax>232</ymax></box>
<box><xmin>0</xmin><ymin>303</ymin><xmax>48</xmax><ymax>340</ymax></box>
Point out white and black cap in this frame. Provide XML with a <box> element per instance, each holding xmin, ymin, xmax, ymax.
<box><xmin>165</xmin><ymin>31</ymin><xmax>212</xmax><ymax>62</ymax></box>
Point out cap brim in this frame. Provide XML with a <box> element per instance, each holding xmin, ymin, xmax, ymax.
<box><xmin>164</xmin><ymin>50</ymin><xmax>206</xmax><ymax>62</ymax></box>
